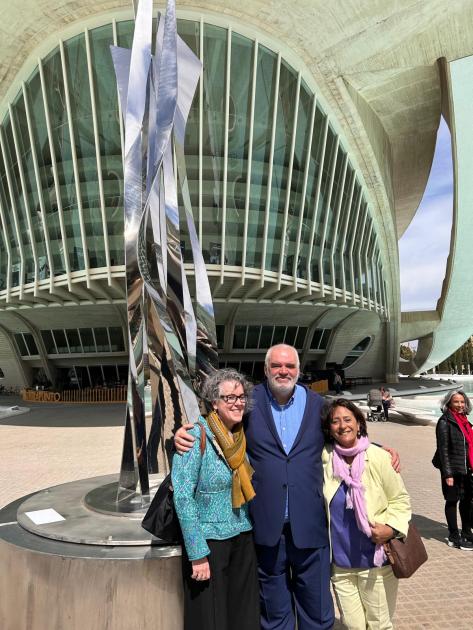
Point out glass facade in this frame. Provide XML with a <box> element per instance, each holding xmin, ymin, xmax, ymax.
<box><xmin>221</xmin><ymin>360</ymin><xmax>267</xmax><ymax>381</ymax></box>
<box><xmin>233</xmin><ymin>325</ymin><xmax>307</xmax><ymax>350</ymax></box>
<box><xmin>39</xmin><ymin>326</ymin><xmax>125</xmax><ymax>356</ymax></box>
<box><xmin>0</xmin><ymin>18</ymin><xmax>387</xmax><ymax>317</ymax></box>
<box><xmin>56</xmin><ymin>363</ymin><xmax>128</xmax><ymax>388</ymax></box>
<box><xmin>14</xmin><ymin>333</ymin><xmax>39</xmax><ymax>356</ymax></box>
<box><xmin>342</xmin><ymin>336</ymin><xmax>371</xmax><ymax>368</ymax></box>
<box><xmin>310</xmin><ymin>329</ymin><xmax>332</xmax><ymax>351</ymax></box>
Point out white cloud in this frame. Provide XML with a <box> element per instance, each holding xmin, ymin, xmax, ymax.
<box><xmin>399</xmin><ymin>117</ymin><xmax>453</xmax><ymax>311</ymax></box>
<box><xmin>400</xmin><ymin>259</ymin><xmax>447</xmax><ymax>311</ymax></box>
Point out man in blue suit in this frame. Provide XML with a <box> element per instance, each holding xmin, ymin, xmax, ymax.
<box><xmin>176</xmin><ymin>343</ymin><xmax>332</xmax><ymax>629</ymax></box>
<box><xmin>247</xmin><ymin>343</ymin><xmax>333</xmax><ymax>629</ymax></box>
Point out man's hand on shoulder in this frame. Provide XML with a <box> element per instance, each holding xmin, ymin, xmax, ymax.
<box><xmin>382</xmin><ymin>446</ymin><xmax>401</xmax><ymax>473</ymax></box>
<box><xmin>174</xmin><ymin>423</ymin><xmax>195</xmax><ymax>454</ymax></box>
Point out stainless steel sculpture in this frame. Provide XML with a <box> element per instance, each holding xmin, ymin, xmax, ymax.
<box><xmin>111</xmin><ymin>0</ymin><xmax>218</xmax><ymax>505</ymax></box>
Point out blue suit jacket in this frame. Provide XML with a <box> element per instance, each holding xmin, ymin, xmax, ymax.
<box><xmin>244</xmin><ymin>383</ymin><xmax>328</xmax><ymax>549</ymax></box>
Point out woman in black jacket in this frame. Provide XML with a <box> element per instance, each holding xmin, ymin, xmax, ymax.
<box><xmin>433</xmin><ymin>390</ymin><xmax>473</xmax><ymax>550</ymax></box>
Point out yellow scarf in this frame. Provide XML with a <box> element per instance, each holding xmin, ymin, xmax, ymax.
<box><xmin>206</xmin><ymin>410</ymin><xmax>256</xmax><ymax>508</ymax></box>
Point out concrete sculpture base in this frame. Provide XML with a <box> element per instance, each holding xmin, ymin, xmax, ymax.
<box><xmin>0</xmin><ymin>480</ymin><xmax>183</xmax><ymax>630</ymax></box>
<box><xmin>16</xmin><ymin>474</ymin><xmax>164</xmax><ymax>545</ymax></box>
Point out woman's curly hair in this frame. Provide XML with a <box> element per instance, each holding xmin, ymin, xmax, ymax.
<box><xmin>200</xmin><ymin>368</ymin><xmax>254</xmax><ymax>410</ymax></box>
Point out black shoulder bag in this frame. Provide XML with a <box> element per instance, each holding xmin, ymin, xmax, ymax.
<box><xmin>142</xmin><ymin>422</ymin><xmax>206</xmax><ymax>543</ymax></box>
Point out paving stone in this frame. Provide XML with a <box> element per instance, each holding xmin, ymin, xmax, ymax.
<box><xmin>1</xmin><ymin>399</ymin><xmax>472</xmax><ymax>629</ymax></box>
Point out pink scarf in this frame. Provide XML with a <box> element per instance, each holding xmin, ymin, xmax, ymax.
<box><xmin>332</xmin><ymin>436</ymin><xmax>386</xmax><ymax>566</ymax></box>
<box><xmin>452</xmin><ymin>410</ymin><xmax>473</xmax><ymax>470</ymax></box>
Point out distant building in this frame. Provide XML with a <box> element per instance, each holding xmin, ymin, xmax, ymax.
<box><xmin>1</xmin><ymin>2</ymin><xmax>473</xmax><ymax>388</ymax></box>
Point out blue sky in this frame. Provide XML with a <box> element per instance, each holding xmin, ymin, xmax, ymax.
<box><xmin>398</xmin><ymin>117</ymin><xmax>453</xmax><ymax>312</ymax></box>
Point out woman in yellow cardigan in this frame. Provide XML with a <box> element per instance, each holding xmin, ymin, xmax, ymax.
<box><xmin>321</xmin><ymin>399</ymin><xmax>411</xmax><ymax>630</ymax></box>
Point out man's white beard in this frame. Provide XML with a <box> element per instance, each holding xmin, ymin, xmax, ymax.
<box><xmin>267</xmin><ymin>374</ymin><xmax>297</xmax><ymax>397</ymax></box>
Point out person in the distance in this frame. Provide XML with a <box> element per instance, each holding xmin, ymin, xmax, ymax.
<box><xmin>433</xmin><ymin>389</ymin><xmax>473</xmax><ymax>550</ymax></box>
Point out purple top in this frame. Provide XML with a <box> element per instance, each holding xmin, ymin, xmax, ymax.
<box><xmin>330</xmin><ymin>483</ymin><xmax>381</xmax><ymax>569</ymax></box>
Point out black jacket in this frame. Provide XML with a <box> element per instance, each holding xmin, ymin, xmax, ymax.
<box><xmin>433</xmin><ymin>411</ymin><xmax>471</xmax><ymax>477</ymax></box>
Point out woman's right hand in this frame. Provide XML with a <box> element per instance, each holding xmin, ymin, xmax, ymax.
<box><xmin>445</xmin><ymin>477</ymin><xmax>454</xmax><ymax>486</ymax></box>
<box><xmin>191</xmin><ymin>557</ymin><xmax>211</xmax><ymax>581</ymax></box>
<box><xmin>175</xmin><ymin>424</ymin><xmax>195</xmax><ymax>454</ymax></box>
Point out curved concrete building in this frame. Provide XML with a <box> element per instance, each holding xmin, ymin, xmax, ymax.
<box><xmin>1</xmin><ymin>1</ymin><xmax>472</xmax><ymax>388</ymax></box>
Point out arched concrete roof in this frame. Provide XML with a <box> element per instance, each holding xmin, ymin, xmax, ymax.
<box><xmin>407</xmin><ymin>53</ymin><xmax>473</xmax><ymax>373</ymax></box>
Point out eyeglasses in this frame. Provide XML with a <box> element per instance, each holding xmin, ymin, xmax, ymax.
<box><xmin>219</xmin><ymin>394</ymin><xmax>248</xmax><ymax>404</ymax></box>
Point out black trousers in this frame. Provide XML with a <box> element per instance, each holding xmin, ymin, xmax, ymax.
<box><xmin>182</xmin><ymin>531</ymin><xmax>260</xmax><ymax>630</ymax></box>
<box><xmin>382</xmin><ymin>400</ymin><xmax>390</xmax><ymax>420</ymax></box>
<box><xmin>442</xmin><ymin>472</ymin><xmax>473</xmax><ymax>534</ymax></box>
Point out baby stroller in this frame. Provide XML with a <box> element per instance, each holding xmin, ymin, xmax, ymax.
<box><xmin>366</xmin><ymin>389</ymin><xmax>386</xmax><ymax>422</ymax></box>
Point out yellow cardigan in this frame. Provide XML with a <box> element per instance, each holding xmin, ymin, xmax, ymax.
<box><xmin>322</xmin><ymin>444</ymin><xmax>411</xmax><ymax>549</ymax></box>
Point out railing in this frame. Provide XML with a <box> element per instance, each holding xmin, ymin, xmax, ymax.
<box><xmin>344</xmin><ymin>377</ymin><xmax>373</xmax><ymax>388</ymax></box>
<box><xmin>21</xmin><ymin>386</ymin><xmax>127</xmax><ymax>404</ymax></box>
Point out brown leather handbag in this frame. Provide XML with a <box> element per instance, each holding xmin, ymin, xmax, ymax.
<box><xmin>384</xmin><ymin>523</ymin><xmax>428</xmax><ymax>578</ymax></box>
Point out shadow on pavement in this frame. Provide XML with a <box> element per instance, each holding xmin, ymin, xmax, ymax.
<box><xmin>0</xmin><ymin>396</ymin><xmax>125</xmax><ymax>428</ymax></box>
<box><xmin>412</xmin><ymin>513</ymin><xmax>449</xmax><ymax>544</ymax></box>
<box><xmin>368</xmin><ymin>412</ymin><xmax>434</xmax><ymax>427</ymax></box>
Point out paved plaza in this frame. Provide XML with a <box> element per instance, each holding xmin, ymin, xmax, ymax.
<box><xmin>1</xmin><ymin>396</ymin><xmax>472</xmax><ymax>629</ymax></box>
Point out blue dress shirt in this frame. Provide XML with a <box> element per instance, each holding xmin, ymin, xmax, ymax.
<box><xmin>268</xmin><ymin>383</ymin><xmax>307</xmax><ymax>519</ymax></box>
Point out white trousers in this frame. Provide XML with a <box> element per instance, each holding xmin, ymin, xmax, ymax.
<box><xmin>331</xmin><ymin>564</ymin><xmax>398</xmax><ymax>630</ymax></box>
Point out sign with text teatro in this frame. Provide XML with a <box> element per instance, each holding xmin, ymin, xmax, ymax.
<box><xmin>22</xmin><ymin>390</ymin><xmax>61</xmax><ymax>402</ymax></box>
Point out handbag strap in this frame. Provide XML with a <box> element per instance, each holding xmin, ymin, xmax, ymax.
<box><xmin>196</xmin><ymin>421</ymin><xmax>206</xmax><ymax>456</ymax></box>
<box><xmin>192</xmin><ymin>421</ymin><xmax>207</xmax><ymax>496</ymax></box>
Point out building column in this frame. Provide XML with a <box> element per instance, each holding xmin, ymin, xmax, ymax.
<box><xmin>9</xmin><ymin>312</ymin><xmax>56</xmax><ymax>387</ymax></box>
<box><xmin>384</xmin><ymin>319</ymin><xmax>399</xmax><ymax>383</ymax></box>
<box><xmin>0</xmin><ymin>324</ymin><xmax>31</xmax><ymax>388</ymax></box>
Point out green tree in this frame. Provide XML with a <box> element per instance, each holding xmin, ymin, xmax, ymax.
<box><xmin>400</xmin><ymin>344</ymin><xmax>414</xmax><ymax>361</ymax></box>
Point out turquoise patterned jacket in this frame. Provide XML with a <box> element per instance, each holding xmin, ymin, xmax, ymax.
<box><xmin>171</xmin><ymin>417</ymin><xmax>253</xmax><ymax>561</ymax></box>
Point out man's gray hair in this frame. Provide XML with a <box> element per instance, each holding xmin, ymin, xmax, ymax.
<box><xmin>264</xmin><ymin>344</ymin><xmax>300</xmax><ymax>370</ymax></box>
<box><xmin>440</xmin><ymin>389</ymin><xmax>472</xmax><ymax>414</ymax></box>
<box><xmin>201</xmin><ymin>368</ymin><xmax>254</xmax><ymax>408</ymax></box>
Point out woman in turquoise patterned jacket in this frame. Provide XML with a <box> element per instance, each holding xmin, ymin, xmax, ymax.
<box><xmin>172</xmin><ymin>368</ymin><xmax>260</xmax><ymax>630</ymax></box>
